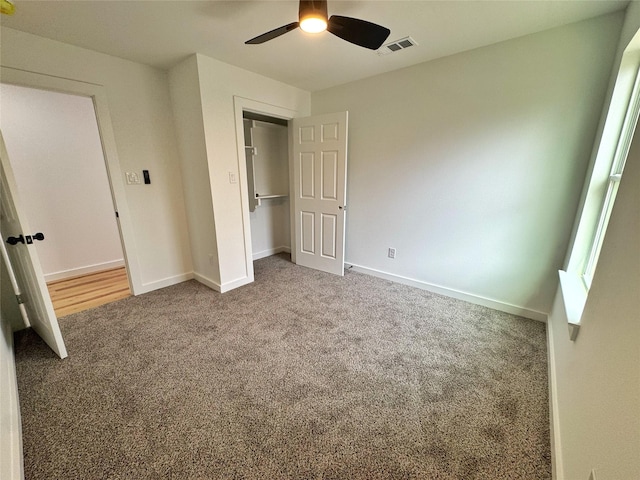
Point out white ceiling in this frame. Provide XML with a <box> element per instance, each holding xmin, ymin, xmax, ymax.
<box><xmin>1</xmin><ymin>0</ymin><xmax>630</xmax><ymax>92</ymax></box>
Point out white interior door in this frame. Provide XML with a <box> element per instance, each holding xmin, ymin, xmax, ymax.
<box><xmin>0</xmin><ymin>130</ymin><xmax>67</xmax><ymax>359</ymax></box>
<box><xmin>292</xmin><ymin>112</ymin><xmax>348</xmax><ymax>275</ymax></box>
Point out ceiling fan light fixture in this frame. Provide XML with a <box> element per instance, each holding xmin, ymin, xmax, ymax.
<box><xmin>300</xmin><ymin>15</ymin><xmax>327</xmax><ymax>33</ymax></box>
<box><xmin>245</xmin><ymin>0</ymin><xmax>390</xmax><ymax>50</ymax></box>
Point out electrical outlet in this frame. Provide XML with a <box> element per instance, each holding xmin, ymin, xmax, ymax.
<box><xmin>208</xmin><ymin>254</ymin><xmax>215</xmax><ymax>266</ymax></box>
<box><xmin>388</xmin><ymin>247</ymin><xmax>396</xmax><ymax>259</ymax></box>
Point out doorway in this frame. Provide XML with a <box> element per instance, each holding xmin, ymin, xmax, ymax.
<box><xmin>0</xmin><ymin>83</ymin><xmax>131</xmax><ymax>317</ymax></box>
<box><xmin>242</xmin><ymin>111</ymin><xmax>291</xmax><ymax>264</ymax></box>
<box><xmin>233</xmin><ymin>96</ymin><xmax>298</xmax><ymax>284</ymax></box>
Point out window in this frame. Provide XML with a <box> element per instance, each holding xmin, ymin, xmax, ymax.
<box><xmin>582</xmin><ymin>66</ymin><xmax>640</xmax><ymax>288</ymax></box>
<box><xmin>560</xmin><ymin>35</ymin><xmax>640</xmax><ymax>338</ymax></box>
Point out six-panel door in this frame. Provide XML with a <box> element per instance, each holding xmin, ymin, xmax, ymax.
<box><xmin>292</xmin><ymin>112</ymin><xmax>348</xmax><ymax>276</ymax></box>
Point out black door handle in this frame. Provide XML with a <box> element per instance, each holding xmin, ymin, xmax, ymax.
<box><xmin>6</xmin><ymin>233</ymin><xmax>45</xmax><ymax>245</ymax></box>
<box><xmin>6</xmin><ymin>235</ymin><xmax>24</xmax><ymax>245</ymax></box>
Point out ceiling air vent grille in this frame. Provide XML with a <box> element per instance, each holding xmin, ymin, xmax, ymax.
<box><xmin>377</xmin><ymin>36</ymin><xmax>418</xmax><ymax>55</ymax></box>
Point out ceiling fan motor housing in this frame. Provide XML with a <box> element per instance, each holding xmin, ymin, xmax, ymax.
<box><xmin>299</xmin><ymin>0</ymin><xmax>328</xmax><ymax>23</ymax></box>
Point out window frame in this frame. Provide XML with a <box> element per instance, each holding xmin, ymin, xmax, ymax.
<box><xmin>582</xmin><ymin>66</ymin><xmax>640</xmax><ymax>289</ymax></box>
<box><xmin>560</xmin><ymin>40</ymin><xmax>640</xmax><ymax>340</ymax></box>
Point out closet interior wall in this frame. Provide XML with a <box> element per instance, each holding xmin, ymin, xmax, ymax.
<box><xmin>243</xmin><ymin>113</ymin><xmax>291</xmax><ymax>260</ymax></box>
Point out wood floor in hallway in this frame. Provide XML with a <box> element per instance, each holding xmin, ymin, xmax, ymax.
<box><xmin>47</xmin><ymin>267</ymin><xmax>131</xmax><ymax>318</ymax></box>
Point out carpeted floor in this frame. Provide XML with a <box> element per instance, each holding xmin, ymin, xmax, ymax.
<box><xmin>14</xmin><ymin>253</ymin><xmax>551</xmax><ymax>479</ymax></box>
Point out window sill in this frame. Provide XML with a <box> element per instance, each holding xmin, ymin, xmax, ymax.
<box><xmin>558</xmin><ymin>270</ymin><xmax>587</xmax><ymax>341</ymax></box>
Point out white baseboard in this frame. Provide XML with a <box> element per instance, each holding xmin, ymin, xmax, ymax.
<box><xmin>345</xmin><ymin>262</ymin><xmax>548</xmax><ymax>322</ymax></box>
<box><xmin>0</xmin><ymin>316</ymin><xmax>24</xmax><ymax>480</ymax></box>
<box><xmin>44</xmin><ymin>259</ymin><xmax>125</xmax><ymax>282</ymax></box>
<box><xmin>220</xmin><ymin>275</ymin><xmax>254</xmax><ymax>293</ymax></box>
<box><xmin>193</xmin><ymin>272</ymin><xmax>221</xmax><ymax>292</ymax></box>
<box><xmin>137</xmin><ymin>272</ymin><xmax>194</xmax><ymax>295</ymax></box>
<box><xmin>253</xmin><ymin>246</ymin><xmax>291</xmax><ymax>261</ymax></box>
<box><xmin>193</xmin><ymin>272</ymin><xmax>255</xmax><ymax>293</ymax></box>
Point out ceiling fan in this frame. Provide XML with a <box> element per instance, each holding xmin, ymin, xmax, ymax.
<box><xmin>245</xmin><ymin>0</ymin><xmax>391</xmax><ymax>50</ymax></box>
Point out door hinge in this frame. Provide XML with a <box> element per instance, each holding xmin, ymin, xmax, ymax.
<box><xmin>115</xmin><ymin>211</ymin><xmax>119</xmax><ymax>218</ymax></box>
<box><xmin>16</xmin><ymin>294</ymin><xmax>24</xmax><ymax>305</ymax></box>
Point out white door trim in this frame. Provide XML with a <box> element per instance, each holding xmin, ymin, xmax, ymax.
<box><xmin>233</xmin><ymin>96</ymin><xmax>300</xmax><ymax>280</ymax></box>
<box><xmin>0</xmin><ymin>66</ymin><xmax>142</xmax><ymax>295</ymax></box>
<box><xmin>0</xmin><ymin>317</ymin><xmax>24</xmax><ymax>480</ymax></box>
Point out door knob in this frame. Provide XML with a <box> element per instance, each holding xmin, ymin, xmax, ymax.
<box><xmin>25</xmin><ymin>233</ymin><xmax>45</xmax><ymax>244</ymax></box>
<box><xmin>6</xmin><ymin>233</ymin><xmax>44</xmax><ymax>245</ymax></box>
<box><xmin>6</xmin><ymin>235</ymin><xmax>24</xmax><ymax>245</ymax></box>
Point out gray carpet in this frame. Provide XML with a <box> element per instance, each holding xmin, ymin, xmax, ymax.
<box><xmin>14</xmin><ymin>254</ymin><xmax>551</xmax><ymax>479</ymax></box>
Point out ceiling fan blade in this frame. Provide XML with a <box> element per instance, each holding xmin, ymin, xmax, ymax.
<box><xmin>327</xmin><ymin>15</ymin><xmax>390</xmax><ymax>50</ymax></box>
<box><xmin>245</xmin><ymin>22</ymin><xmax>299</xmax><ymax>45</ymax></box>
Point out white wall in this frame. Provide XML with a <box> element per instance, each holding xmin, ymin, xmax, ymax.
<box><xmin>1</xmin><ymin>84</ymin><xmax>124</xmax><ymax>281</ymax></box>
<box><xmin>1</xmin><ymin>28</ymin><xmax>193</xmax><ymax>292</ymax></box>
<box><xmin>169</xmin><ymin>53</ymin><xmax>310</xmax><ymax>291</ymax></box>
<box><xmin>250</xmin><ymin>198</ymin><xmax>291</xmax><ymax>260</ymax></box>
<box><xmin>196</xmin><ymin>54</ymin><xmax>310</xmax><ymax>288</ymax></box>
<box><xmin>547</xmin><ymin>97</ymin><xmax>640</xmax><ymax>480</ymax></box>
<box><xmin>547</xmin><ymin>3</ymin><xmax>640</xmax><ymax>480</ymax></box>
<box><xmin>311</xmin><ymin>13</ymin><xmax>624</xmax><ymax>318</ymax></box>
<box><xmin>167</xmin><ymin>56</ymin><xmax>220</xmax><ymax>285</ymax></box>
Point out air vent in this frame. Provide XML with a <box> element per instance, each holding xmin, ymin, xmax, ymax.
<box><xmin>377</xmin><ymin>36</ymin><xmax>418</xmax><ymax>55</ymax></box>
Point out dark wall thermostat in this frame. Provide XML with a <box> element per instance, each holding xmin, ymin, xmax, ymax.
<box><xmin>143</xmin><ymin>170</ymin><xmax>151</xmax><ymax>184</ymax></box>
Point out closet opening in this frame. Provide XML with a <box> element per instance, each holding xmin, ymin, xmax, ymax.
<box><xmin>242</xmin><ymin>111</ymin><xmax>292</xmax><ymax>267</ymax></box>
